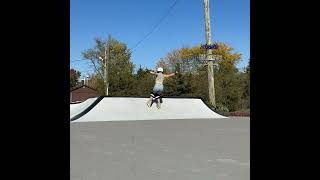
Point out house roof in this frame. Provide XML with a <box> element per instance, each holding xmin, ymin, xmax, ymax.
<box><xmin>70</xmin><ymin>84</ymin><xmax>97</xmax><ymax>92</ymax></box>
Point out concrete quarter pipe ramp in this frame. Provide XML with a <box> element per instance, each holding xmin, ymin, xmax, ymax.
<box><xmin>71</xmin><ymin>97</ymin><xmax>226</xmax><ymax>122</ymax></box>
<box><xmin>70</xmin><ymin>97</ymin><xmax>102</xmax><ymax>120</ymax></box>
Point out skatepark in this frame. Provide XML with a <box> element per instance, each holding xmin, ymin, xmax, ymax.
<box><xmin>70</xmin><ymin>97</ymin><xmax>250</xmax><ymax>180</ymax></box>
<box><xmin>70</xmin><ymin>0</ymin><xmax>250</xmax><ymax>178</ymax></box>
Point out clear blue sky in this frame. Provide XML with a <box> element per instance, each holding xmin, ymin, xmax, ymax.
<box><xmin>71</xmin><ymin>0</ymin><xmax>249</xmax><ymax>77</ymax></box>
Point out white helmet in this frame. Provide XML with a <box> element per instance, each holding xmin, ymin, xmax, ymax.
<box><xmin>157</xmin><ymin>67</ymin><xmax>163</xmax><ymax>72</ymax></box>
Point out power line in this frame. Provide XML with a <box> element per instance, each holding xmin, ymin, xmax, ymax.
<box><xmin>70</xmin><ymin>59</ymin><xmax>87</xmax><ymax>62</ymax></box>
<box><xmin>130</xmin><ymin>0</ymin><xmax>180</xmax><ymax>51</ymax></box>
<box><xmin>81</xmin><ymin>70</ymin><xmax>95</xmax><ymax>73</ymax></box>
<box><xmin>71</xmin><ymin>62</ymin><xmax>92</xmax><ymax>66</ymax></box>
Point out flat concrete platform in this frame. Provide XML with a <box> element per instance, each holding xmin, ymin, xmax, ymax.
<box><xmin>71</xmin><ymin>117</ymin><xmax>250</xmax><ymax>180</ymax></box>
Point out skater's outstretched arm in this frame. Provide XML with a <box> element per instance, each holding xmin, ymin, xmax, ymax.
<box><xmin>164</xmin><ymin>71</ymin><xmax>178</xmax><ymax>78</ymax></box>
<box><xmin>149</xmin><ymin>70</ymin><xmax>156</xmax><ymax>75</ymax></box>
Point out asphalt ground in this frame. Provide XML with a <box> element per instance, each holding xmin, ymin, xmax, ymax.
<box><xmin>71</xmin><ymin>117</ymin><xmax>250</xmax><ymax>180</ymax></box>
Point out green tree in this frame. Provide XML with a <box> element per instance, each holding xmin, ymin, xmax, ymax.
<box><xmin>237</xmin><ymin>62</ymin><xmax>250</xmax><ymax>110</ymax></box>
<box><xmin>86</xmin><ymin>74</ymin><xmax>105</xmax><ymax>95</ymax></box>
<box><xmin>70</xmin><ymin>69</ymin><xmax>81</xmax><ymax>89</ymax></box>
<box><xmin>155</xmin><ymin>43</ymin><xmax>243</xmax><ymax>111</ymax></box>
<box><xmin>82</xmin><ymin>37</ymin><xmax>135</xmax><ymax>96</ymax></box>
<box><xmin>164</xmin><ymin>63</ymin><xmax>192</xmax><ymax>96</ymax></box>
<box><xmin>215</xmin><ymin>63</ymin><xmax>241</xmax><ymax>111</ymax></box>
<box><xmin>132</xmin><ymin>67</ymin><xmax>154</xmax><ymax>96</ymax></box>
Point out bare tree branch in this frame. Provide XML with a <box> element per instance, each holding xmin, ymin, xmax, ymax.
<box><xmin>89</xmin><ymin>58</ymin><xmax>104</xmax><ymax>79</ymax></box>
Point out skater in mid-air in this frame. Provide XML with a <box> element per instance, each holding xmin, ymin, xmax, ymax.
<box><xmin>146</xmin><ymin>67</ymin><xmax>177</xmax><ymax>109</ymax></box>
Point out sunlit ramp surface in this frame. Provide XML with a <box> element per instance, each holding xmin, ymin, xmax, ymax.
<box><xmin>70</xmin><ymin>97</ymin><xmax>100</xmax><ymax>120</ymax></box>
<box><xmin>70</xmin><ymin>103</ymin><xmax>80</xmax><ymax>111</ymax></box>
<box><xmin>72</xmin><ymin>97</ymin><xmax>226</xmax><ymax>122</ymax></box>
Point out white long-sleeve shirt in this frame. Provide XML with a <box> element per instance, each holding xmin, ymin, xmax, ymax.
<box><xmin>155</xmin><ymin>73</ymin><xmax>164</xmax><ymax>84</ymax></box>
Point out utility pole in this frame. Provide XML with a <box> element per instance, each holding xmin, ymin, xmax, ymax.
<box><xmin>106</xmin><ymin>34</ymin><xmax>110</xmax><ymax>96</ymax></box>
<box><xmin>203</xmin><ymin>0</ymin><xmax>216</xmax><ymax>107</ymax></box>
<box><xmin>103</xmin><ymin>36</ymin><xmax>110</xmax><ymax>96</ymax></box>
